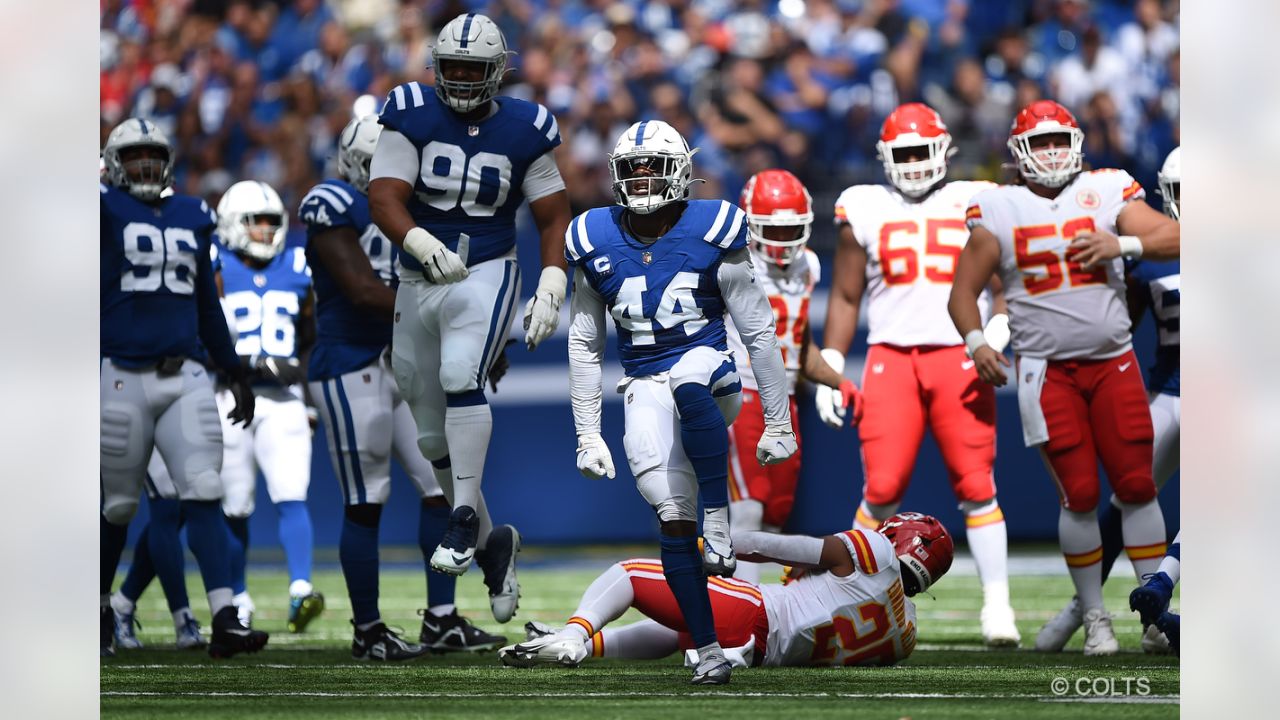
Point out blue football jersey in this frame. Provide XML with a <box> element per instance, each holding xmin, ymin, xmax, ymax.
<box><xmin>566</xmin><ymin>200</ymin><xmax>749</xmax><ymax>377</ymax></box>
<box><xmin>299</xmin><ymin>178</ymin><xmax>399</xmax><ymax>380</ymax></box>
<box><xmin>219</xmin><ymin>244</ymin><xmax>312</xmax><ymax>364</ymax></box>
<box><xmin>1128</xmin><ymin>258</ymin><xmax>1180</xmax><ymax>396</ymax></box>
<box><xmin>377</xmin><ymin>83</ymin><xmax>561</xmax><ymax>271</ymax></box>
<box><xmin>100</xmin><ymin>182</ymin><xmax>238</xmax><ymax>373</ymax></box>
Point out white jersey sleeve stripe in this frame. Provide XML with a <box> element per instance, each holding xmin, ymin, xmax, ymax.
<box><xmin>564</xmin><ymin>224</ymin><xmax>581</xmax><ymax>262</ymax></box>
<box><xmin>292</xmin><ymin>247</ymin><xmax>309</xmax><ymax>275</ymax></box>
<box><xmin>534</xmin><ymin>104</ymin><xmax>548</xmax><ymax>133</ymax></box>
<box><xmin>319</xmin><ymin>182</ymin><xmax>355</xmax><ymax>205</ymax></box>
<box><xmin>302</xmin><ymin>187</ymin><xmax>350</xmax><ymax>213</ymax></box>
<box><xmin>703</xmin><ymin>200</ymin><xmax>731</xmax><ymax>244</ymax></box>
<box><xmin>719</xmin><ymin>206</ymin><xmax>745</xmax><ymax>248</ymax></box>
<box><xmin>575</xmin><ymin>213</ymin><xmax>593</xmax><ymax>253</ymax></box>
<box><xmin>392</xmin><ymin>85</ymin><xmax>406</xmax><ymax>110</ymax></box>
<box><xmin>545</xmin><ymin>115</ymin><xmax>559</xmax><ymax>142</ymax></box>
<box><xmin>408</xmin><ymin>81</ymin><xmax>424</xmax><ymax>107</ymax></box>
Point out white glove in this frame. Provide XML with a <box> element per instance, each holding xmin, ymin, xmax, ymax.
<box><xmin>575</xmin><ymin>432</ymin><xmax>616</xmax><ymax>480</ymax></box>
<box><xmin>523</xmin><ymin>266</ymin><xmax>567</xmax><ymax>351</ymax></box>
<box><xmin>983</xmin><ymin>313</ymin><xmax>1010</xmax><ymax>354</ymax></box>
<box><xmin>403</xmin><ymin>227</ymin><xmax>468</xmax><ymax>284</ymax></box>
<box><xmin>814</xmin><ymin>348</ymin><xmax>847</xmax><ymax>428</ymax></box>
<box><xmin>756</xmin><ymin>423</ymin><xmax>798</xmax><ymax>466</ymax></box>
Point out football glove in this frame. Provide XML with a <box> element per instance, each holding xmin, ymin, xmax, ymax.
<box><xmin>756</xmin><ymin>423</ymin><xmax>798</xmax><ymax>466</ymax></box>
<box><xmin>256</xmin><ymin>356</ymin><xmax>305</xmax><ymax>387</ymax></box>
<box><xmin>225</xmin><ymin>371</ymin><xmax>256</xmax><ymax>427</ymax></box>
<box><xmin>814</xmin><ymin>348</ymin><xmax>848</xmax><ymax>428</ymax></box>
<box><xmin>403</xmin><ymin>227</ymin><xmax>468</xmax><ymax>284</ymax></box>
<box><xmin>523</xmin><ymin>266</ymin><xmax>567</xmax><ymax>351</ymax></box>
<box><xmin>575</xmin><ymin>432</ymin><xmax>616</xmax><ymax>480</ymax></box>
<box><xmin>836</xmin><ymin>379</ymin><xmax>865</xmax><ymax>426</ymax></box>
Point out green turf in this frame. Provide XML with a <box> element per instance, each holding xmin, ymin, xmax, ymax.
<box><xmin>101</xmin><ymin>550</ymin><xmax>1178</xmax><ymax>719</ymax></box>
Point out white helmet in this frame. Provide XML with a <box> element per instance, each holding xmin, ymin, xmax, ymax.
<box><xmin>102</xmin><ymin>117</ymin><xmax>174</xmax><ymax>201</ymax></box>
<box><xmin>217</xmin><ymin>180</ymin><xmax>288</xmax><ymax>262</ymax></box>
<box><xmin>1158</xmin><ymin>146</ymin><xmax>1180</xmax><ymax>220</ymax></box>
<box><xmin>608</xmin><ymin>120</ymin><xmax>697</xmax><ymax>214</ymax></box>
<box><xmin>431</xmin><ymin>13</ymin><xmax>509</xmax><ymax>113</ymax></box>
<box><xmin>337</xmin><ymin>115</ymin><xmax>382</xmax><ymax>194</ymax></box>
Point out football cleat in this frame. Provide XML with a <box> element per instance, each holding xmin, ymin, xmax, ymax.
<box><xmin>232</xmin><ymin>592</ymin><xmax>256</xmax><ymax>629</ymax></box>
<box><xmin>1155</xmin><ymin>611</ymin><xmax>1179</xmax><ymax>655</ymax></box>
<box><xmin>113</xmin><ymin>607</ymin><xmax>143</xmax><ymax>650</ymax></box>
<box><xmin>351</xmin><ymin>622</ymin><xmax>430</xmax><ymax>662</ymax></box>
<box><xmin>208</xmin><ymin>605</ymin><xmax>269</xmax><ymax>659</ymax></box>
<box><xmin>522</xmin><ymin>620</ymin><xmax>561</xmax><ymax>641</ymax></box>
<box><xmin>498</xmin><ymin>633</ymin><xmax>588</xmax><ymax>668</ymax></box>
<box><xmin>690</xmin><ymin>650</ymin><xmax>732</xmax><ymax>685</ymax></box>
<box><xmin>700</xmin><ymin>530</ymin><xmax>737</xmax><ymax>578</ymax></box>
<box><xmin>980</xmin><ymin>602</ymin><xmax>1021</xmax><ymax>649</ymax></box>
<box><xmin>175</xmin><ymin>610</ymin><xmax>207</xmax><ymax>650</ymax></box>
<box><xmin>430</xmin><ymin>506</ymin><xmax>480</xmax><ymax>576</ymax></box>
<box><xmin>100</xmin><ymin>606</ymin><xmax>116</xmax><ymax>658</ymax></box>
<box><xmin>1129</xmin><ymin>572</ymin><xmax>1174</xmax><ymax>628</ymax></box>
<box><xmin>287</xmin><ymin>592</ymin><xmax>325</xmax><ymax>633</ymax></box>
<box><xmin>684</xmin><ymin>637</ymin><xmax>755</xmax><ymax>669</ymax></box>
<box><xmin>1141</xmin><ymin>624</ymin><xmax>1171</xmax><ymax>655</ymax></box>
<box><xmin>476</xmin><ymin>524</ymin><xmax>521</xmax><ymax>623</ymax></box>
<box><xmin>418</xmin><ymin>608</ymin><xmax>507</xmax><ymax>652</ymax></box>
<box><xmin>1081</xmin><ymin>608</ymin><xmax>1119</xmax><ymax>657</ymax></box>
<box><xmin>1034</xmin><ymin>595</ymin><xmax>1083</xmax><ymax>652</ymax></box>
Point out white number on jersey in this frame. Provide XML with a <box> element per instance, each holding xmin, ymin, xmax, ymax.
<box><xmin>223</xmin><ymin>289</ymin><xmax>300</xmax><ymax>358</ymax></box>
<box><xmin>1150</xmin><ymin>274</ymin><xmax>1180</xmax><ymax>345</ymax></box>
<box><xmin>612</xmin><ymin>272</ymin><xmax>708</xmax><ymax>347</ymax></box>
<box><xmin>121</xmin><ymin>222</ymin><xmax>198</xmax><ymax>295</ymax></box>
<box><xmin>359</xmin><ymin>224</ymin><xmax>400</xmax><ymax>284</ymax></box>
<box><xmin>419</xmin><ymin>141</ymin><xmax>513</xmax><ymax>217</ymax></box>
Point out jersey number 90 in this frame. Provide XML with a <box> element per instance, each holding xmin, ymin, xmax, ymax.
<box><xmin>419</xmin><ymin>141</ymin><xmax>512</xmax><ymax>217</ymax></box>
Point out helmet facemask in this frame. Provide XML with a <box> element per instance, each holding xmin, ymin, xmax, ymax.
<box><xmin>609</xmin><ymin>151</ymin><xmax>692</xmax><ymax>214</ymax></box>
<box><xmin>218</xmin><ymin>181</ymin><xmax>289</xmax><ymax>262</ymax></box>
<box><xmin>1158</xmin><ymin>176</ymin><xmax>1179</xmax><ymax>220</ymax></box>
<box><xmin>878</xmin><ymin>136</ymin><xmax>950</xmax><ymax>198</ymax></box>
<box><xmin>748</xmin><ymin>217</ymin><xmax>811</xmax><ymax>268</ymax></box>
<box><xmin>1009</xmin><ymin>128</ymin><xmax>1083</xmax><ymax>188</ymax></box>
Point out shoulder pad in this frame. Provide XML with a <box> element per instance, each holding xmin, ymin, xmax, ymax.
<box><xmin>700</xmin><ymin>200</ymin><xmax>747</xmax><ymax>251</ymax></box>
<box><xmin>839</xmin><ymin>529</ymin><xmax>895</xmax><ymax>576</ymax></box>
<box><xmin>300</xmin><ymin>181</ymin><xmax>358</xmax><ymax>229</ymax></box>
<box><xmin>523</xmin><ymin>101</ymin><xmax>563</xmax><ymax>151</ymax></box>
<box><xmin>803</xmin><ymin>249</ymin><xmax>821</xmax><ymax>286</ymax></box>
<box><xmin>833</xmin><ymin>184</ymin><xmax>882</xmax><ymax>226</ymax></box>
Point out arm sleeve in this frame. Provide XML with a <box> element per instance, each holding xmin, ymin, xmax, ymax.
<box><xmin>522</xmin><ymin>150</ymin><xmax>567</xmax><ymax>203</ymax></box>
<box><xmin>733</xmin><ymin>530</ymin><xmax>825</xmax><ymax>567</ymax></box>
<box><xmin>718</xmin><ymin>248</ymin><xmax>791</xmax><ymax>427</ymax></box>
<box><xmin>369</xmin><ymin>129</ymin><xmax>419</xmax><ymax>184</ymax></box>
<box><xmin>567</xmin><ymin>268</ymin><xmax>608</xmax><ymax>435</ymax></box>
<box><xmin>195</xmin><ymin>233</ymin><xmax>240</xmax><ymax>375</ymax></box>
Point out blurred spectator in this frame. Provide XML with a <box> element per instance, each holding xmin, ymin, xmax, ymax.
<box><xmin>924</xmin><ymin>58</ymin><xmax>1012</xmax><ymax>179</ymax></box>
<box><xmin>1051</xmin><ymin>25</ymin><xmax>1135</xmax><ymax>150</ymax></box>
<box><xmin>1032</xmin><ymin>0</ymin><xmax>1093</xmax><ymax>65</ymax></box>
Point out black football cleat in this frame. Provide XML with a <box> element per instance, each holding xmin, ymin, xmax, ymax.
<box><xmin>419</xmin><ymin>608</ymin><xmax>507</xmax><ymax>652</ymax></box>
<box><xmin>352</xmin><ymin>621</ymin><xmax>431</xmax><ymax>661</ymax></box>
<box><xmin>208</xmin><ymin>605</ymin><xmax>269</xmax><ymax>659</ymax></box>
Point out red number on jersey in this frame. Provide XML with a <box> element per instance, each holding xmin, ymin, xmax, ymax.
<box><xmin>1014</xmin><ymin>217</ymin><xmax>1107</xmax><ymax>296</ymax></box>
<box><xmin>923</xmin><ymin>218</ymin><xmax>966</xmax><ymax>283</ymax></box>
<box><xmin>878</xmin><ymin>222</ymin><xmax>919</xmax><ymax>285</ymax></box>
<box><xmin>768</xmin><ymin>295</ymin><xmax>810</xmax><ymax>366</ymax></box>
<box><xmin>809</xmin><ymin>600</ymin><xmax>898</xmax><ymax>666</ymax></box>
<box><xmin>878</xmin><ymin>220</ymin><xmax>967</xmax><ymax>286</ymax></box>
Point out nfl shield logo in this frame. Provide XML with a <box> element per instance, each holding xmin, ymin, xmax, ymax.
<box><xmin>468</xmin><ymin>126</ymin><xmax>480</xmax><ymax>136</ymax></box>
<box><xmin>641</xmin><ymin>251</ymin><xmax>653</xmax><ymax>265</ymax></box>
<box><xmin>253</xmin><ymin>274</ymin><xmax>267</xmax><ymax>288</ymax></box>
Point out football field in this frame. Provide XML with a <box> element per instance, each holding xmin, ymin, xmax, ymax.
<box><xmin>101</xmin><ymin>547</ymin><xmax>1179</xmax><ymax>719</ymax></box>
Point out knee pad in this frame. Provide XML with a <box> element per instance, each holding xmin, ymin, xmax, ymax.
<box><xmin>417</xmin><ymin>432</ymin><xmax>448</xmax><ymax>464</ymax></box>
<box><xmin>653</xmin><ymin>497</ymin><xmax>695</xmax><ymax>523</ymax></box>
<box><xmin>102</xmin><ymin>496</ymin><xmax>139</xmax><ymax>526</ymax></box>
<box><xmin>1112</xmin><ymin>474</ymin><xmax>1158</xmax><ymax>505</ymax></box>
<box><xmin>715</xmin><ymin>391</ymin><xmax>741</xmax><ymax>427</ymax></box>
<box><xmin>955</xmin><ymin>477</ymin><xmax>996</xmax><ymax>507</ymax></box>
<box><xmin>439</xmin><ymin>360</ymin><xmax>479</xmax><ymax>395</ymax></box>
<box><xmin>1062</xmin><ymin>485</ymin><xmax>1100</xmax><ymax>513</ymax></box>
<box><xmin>345</xmin><ymin>503</ymin><xmax>383</xmax><ymax>529</ymax></box>
<box><xmin>862</xmin><ymin>479</ymin><xmax>906</xmax><ymax>508</ymax></box>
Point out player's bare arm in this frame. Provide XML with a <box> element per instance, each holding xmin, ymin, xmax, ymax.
<box><xmin>524</xmin><ymin>189</ymin><xmax>572</xmax><ymax>350</ymax></box>
<box><xmin>800</xmin><ymin>335</ymin><xmax>864</xmax><ymax>425</ymax></box>
<box><xmin>822</xmin><ymin>224</ymin><xmax>868</xmax><ymax>354</ymax></box>
<box><xmin>310</xmin><ymin>226</ymin><xmax>396</xmax><ymax>316</ymax></box>
<box><xmin>949</xmin><ymin>225</ymin><xmax>1009</xmax><ymax>387</ymax></box>
<box><xmin>367</xmin><ymin>177</ymin><xmax>417</xmax><ymax>248</ymax></box>
<box><xmin>1068</xmin><ymin>197</ymin><xmax>1180</xmax><ymax>268</ymax></box>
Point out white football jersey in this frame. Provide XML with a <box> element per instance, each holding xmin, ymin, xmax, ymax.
<box><xmin>726</xmin><ymin>248</ymin><xmax>820</xmax><ymax>394</ymax></box>
<box><xmin>967</xmin><ymin>170</ymin><xmax>1142</xmax><ymax>360</ymax></box>
<box><xmin>759</xmin><ymin>529</ymin><xmax>917</xmax><ymax>667</ymax></box>
<box><xmin>834</xmin><ymin>181</ymin><xmax>995</xmax><ymax>347</ymax></box>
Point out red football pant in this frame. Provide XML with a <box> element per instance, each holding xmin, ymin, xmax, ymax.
<box><xmin>858</xmin><ymin>344</ymin><xmax>996</xmax><ymax>506</ymax></box>
<box><xmin>1035</xmin><ymin>350</ymin><xmax>1156</xmax><ymax>511</ymax></box>
<box><xmin>616</xmin><ymin>559</ymin><xmax>769</xmax><ymax>653</ymax></box>
<box><xmin>727</xmin><ymin>390</ymin><xmax>801</xmax><ymax>527</ymax></box>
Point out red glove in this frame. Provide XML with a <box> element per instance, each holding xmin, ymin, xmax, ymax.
<box><xmin>838</xmin><ymin>379</ymin><xmax>864</xmax><ymax>426</ymax></box>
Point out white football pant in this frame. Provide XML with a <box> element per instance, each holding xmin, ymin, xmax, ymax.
<box><xmin>215</xmin><ymin>385</ymin><xmax>312</xmax><ymax>518</ymax></box>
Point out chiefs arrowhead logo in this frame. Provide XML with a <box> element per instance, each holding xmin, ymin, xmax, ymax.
<box><xmin>1076</xmin><ymin>189</ymin><xmax>1101</xmax><ymax>209</ymax></box>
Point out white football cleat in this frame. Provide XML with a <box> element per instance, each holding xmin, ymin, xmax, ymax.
<box><xmin>113</xmin><ymin>607</ymin><xmax>143</xmax><ymax>650</ymax></box>
<box><xmin>174</xmin><ymin>610</ymin><xmax>207</xmax><ymax>650</ymax></box>
<box><xmin>684</xmin><ymin>637</ymin><xmax>755</xmax><ymax>669</ymax></box>
<box><xmin>523</xmin><ymin>620</ymin><xmax>562</xmax><ymax>641</ymax></box>
<box><xmin>1035</xmin><ymin>596</ymin><xmax>1083</xmax><ymax>652</ymax></box>
<box><xmin>498</xmin><ymin>633</ymin><xmax>588</xmax><ymax>668</ymax></box>
<box><xmin>1081</xmin><ymin>608</ymin><xmax>1119</xmax><ymax>656</ymax></box>
<box><xmin>1141</xmin><ymin>623</ymin><xmax>1171</xmax><ymax>654</ymax></box>
<box><xmin>701</xmin><ymin>530</ymin><xmax>736</xmax><ymax>578</ymax></box>
<box><xmin>980</xmin><ymin>603</ymin><xmax>1021</xmax><ymax>648</ymax></box>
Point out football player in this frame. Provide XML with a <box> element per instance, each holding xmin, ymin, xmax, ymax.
<box><xmin>819</xmin><ymin>103</ymin><xmax>1019</xmax><ymax>647</ymax></box>
<box><xmin>1129</xmin><ymin>531</ymin><xmax>1180</xmax><ymax>654</ymax></box>
<box><xmin>100</xmin><ymin>118</ymin><xmax>266</xmax><ymax>658</ymax></box>
<box><xmin>949</xmin><ymin>100</ymin><xmax>1179</xmax><ymax>655</ymax></box>
<box><xmin>1037</xmin><ymin>145</ymin><xmax>1182</xmax><ymax>653</ymax></box>
<box><xmin>724</xmin><ymin>169</ymin><xmax>859</xmax><ymax>584</ymax></box>
<box><xmin>302</xmin><ymin>116</ymin><xmax>507</xmax><ymax>659</ymax></box>
<box><xmin>499</xmin><ymin>512</ymin><xmax>951</xmax><ymax>670</ymax></box>
<box><xmin>214</xmin><ymin>180</ymin><xmax>324</xmax><ymax>632</ymax></box>
<box><xmin>564</xmin><ymin>120</ymin><xmax>798</xmax><ymax>684</ymax></box>
<box><xmin>368</xmin><ymin>13</ymin><xmax>572</xmax><ymax>623</ymax></box>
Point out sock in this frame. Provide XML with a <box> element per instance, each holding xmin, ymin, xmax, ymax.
<box><xmin>118</xmin><ymin>523</ymin><xmax>155</xmax><ymax>604</ymax></box>
<box><xmin>1097</xmin><ymin>495</ymin><xmax>1125</xmax><ymax>583</ymax></box>
<box><xmin>172</xmin><ymin>607</ymin><xmax>194</xmax><ymax>630</ymax></box>
<box><xmin>1158</xmin><ymin>532</ymin><xmax>1181</xmax><ymax>585</ymax></box>
<box><xmin>660</xmin><ymin>534</ymin><xmax>717</xmax><ymax>649</ymax></box>
<box><xmin>563</xmin><ymin>562</ymin><xmax>636</xmax><ymax>642</ymax></box>
<box><xmin>101</xmin><ymin>514</ymin><xmax>130</xmax><ymax>595</ymax></box>
<box><xmin>289</xmin><ymin>579</ymin><xmax>314</xmax><ymax>597</ymax></box>
<box><xmin>729</xmin><ymin>500</ymin><xmax>764</xmax><ymax>584</ymax></box>
<box><xmin>145</xmin><ymin>498</ymin><xmax>190</xmax><ymax>613</ymax></box>
<box><xmin>181</xmin><ymin>499</ymin><xmax>234</xmax><ymax>612</ymax></box>
<box><xmin>672</xmin><ymin>383</ymin><xmax>729</xmax><ymax>509</ymax></box>
<box><xmin>443</xmin><ymin>392</ymin><xmax>491</xmax><ymax>512</ymax></box>
<box><xmin>429</xmin><ymin>454</ymin><xmax>493</xmax><ymax>550</ymax></box>
<box><xmin>1119</xmin><ymin>498</ymin><xmax>1167</xmax><ymax>580</ymax></box>
<box><xmin>276</xmin><ymin>501</ymin><xmax>314</xmax><ymax>587</ymax></box>
<box><xmin>428</xmin><ymin>604</ymin><xmax>456</xmax><ymax>617</ymax></box>
<box><xmin>356</xmin><ymin>618</ymin><xmax>382</xmax><ymax>632</ymax></box>
<box><xmin>962</xmin><ymin>500</ymin><xmax>1009</xmax><ymax>606</ymax></box>
<box><xmin>341</xmin><ymin>506</ymin><xmax>382</xmax><ymax>626</ymax></box>
<box><xmin>854</xmin><ymin>500</ymin><xmax>897</xmax><ymax>530</ymax></box>
<box><xmin>1059</xmin><ymin>508</ymin><xmax>1105</xmax><ymax>612</ymax></box>
<box><xmin>598</xmin><ymin>620</ymin><xmax>681</xmax><ymax>659</ymax></box>
<box><xmin>224</xmin><ymin>515</ymin><xmax>250</xmax><ymax>596</ymax></box>
<box><xmin>419</xmin><ymin>499</ymin><xmax>456</xmax><ymax>608</ymax></box>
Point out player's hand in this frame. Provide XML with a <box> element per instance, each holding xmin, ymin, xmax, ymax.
<box><xmin>226</xmin><ymin>373</ymin><xmax>256</xmax><ymax>427</ymax></box>
<box><xmin>487</xmin><ymin>340</ymin><xmax>515</xmax><ymax>392</ymax></box>
<box><xmin>256</xmin><ymin>356</ymin><xmax>305</xmax><ymax>386</ymax></box>
<box><xmin>1066</xmin><ymin>231</ymin><xmax>1121</xmax><ymax>270</ymax></box>
<box><xmin>575</xmin><ymin>432</ymin><xmax>616</xmax><ymax>480</ymax></box>
<box><xmin>983</xmin><ymin>313</ymin><xmax>1011</xmax><ymax>354</ymax></box>
<box><xmin>403</xmin><ymin>227</ymin><xmax>468</xmax><ymax>284</ymax></box>
<box><xmin>523</xmin><ymin>267</ymin><xmax>568</xmax><ymax>351</ymax></box>
<box><xmin>836</xmin><ymin>379</ymin><xmax>865</xmax><ymax>427</ymax></box>
<box><xmin>972</xmin><ymin>345</ymin><xmax>1010</xmax><ymax>387</ymax></box>
<box><xmin>756</xmin><ymin>423</ymin><xmax>798</xmax><ymax>466</ymax></box>
<box><xmin>814</xmin><ymin>348</ymin><xmax>848</xmax><ymax>429</ymax></box>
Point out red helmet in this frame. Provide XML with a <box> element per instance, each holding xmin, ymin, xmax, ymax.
<box><xmin>739</xmin><ymin>169</ymin><xmax>813</xmax><ymax>268</ymax></box>
<box><xmin>878</xmin><ymin>512</ymin><xmax>954</xmax><ymax>596</ymax></box>
<box><xmin>876</xmin><ymin>103</ymin><xmax>951</xmax><ymax>197</ymax></box>
<box><xmin>1007</xmin><ymin>100</ymin><xmax>1084</xmax><ymax>188</ymax></box>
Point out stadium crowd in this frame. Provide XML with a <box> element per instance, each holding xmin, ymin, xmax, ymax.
<box><xmin>100</xmin><ymin>0</ymin><xmax>1179</xmax><ymax>247</ymax></box>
